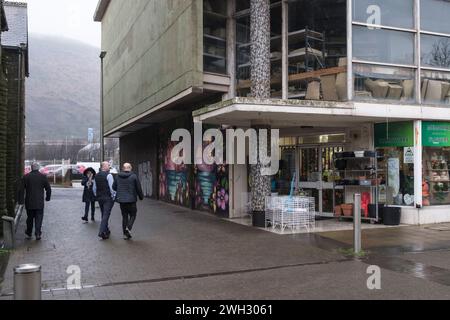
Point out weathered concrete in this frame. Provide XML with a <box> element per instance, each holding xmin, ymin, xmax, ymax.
<box><xmin>100</xmin><ymin>0</ymin><xmax>204</xmax><ymax>134</ymax></box>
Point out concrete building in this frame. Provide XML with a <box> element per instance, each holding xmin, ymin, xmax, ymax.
<box><xmin>95</xmin><ymin>0</ymin><xmax>450</xmax><ymax>229</ymax></box>
<box><xmin>1</xmin><ymin>1</ymin><xmax>28</xmax><ymax>216</ymax></box>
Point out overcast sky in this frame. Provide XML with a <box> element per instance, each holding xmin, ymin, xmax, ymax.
<box><xmin>24</xmin><ymin>0</ymin><xmax>101</xmax><ymax>48</ymax></box>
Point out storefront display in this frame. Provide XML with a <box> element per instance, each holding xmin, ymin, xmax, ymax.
<box><xmin>374</xmin><ymin>122</ymin><xmax>415</xmax><ymax>206</ymax></box>
<box><xmin>422</xmin><ymin>122</ymin><xmax>450</xmax><ymax>205</ymax></box>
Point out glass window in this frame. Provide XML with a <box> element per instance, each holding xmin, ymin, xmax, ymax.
<box><xmin>353</xmin><ymin>64</ymin><xmax>416</xmax><ymax>102</ymax></box>
<box><xmin>204</xmin><ymin>0</ymin><xmax>227</xmax><ymax>74</ymax></box>
<box><xmin>353</xmin><ymin>26</ymin><xmax>415</xmax><ymax>65</ymax></box>
<box><xmin>421</xmin><ymin>34</ymin><xmax>450</xmax><ymax>70</ymax></box>
<box><xmin>353</xmin><ymin>0</ymin><xmax>414</xmax><ymax>29</ymax></box>
<box><xmin>421</xmin><ymin>0</ymin><xmax>450</xmax><ymax>34</ymax></box>
<box><xmin>376</xmin><ymin>148</ymin><xmax>415</xmax><ymax>206</ymax></box>
<box><xmin>421</xmin><ymin>70</ymin><xmax>450</xmax><ymax>105</ymax></box>
<box><xmin>423</xmin><ymin>147</ymin><xmax>450</xmax><ymax>206</ymax></box>
<box><xmin>288</xmin><ymin>0</ymin><xmax>347</xmax><ymax>100</ymax></box>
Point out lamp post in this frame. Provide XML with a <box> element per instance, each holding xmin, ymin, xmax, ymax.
<box><xmin>99</xmin><ymin>51</ymin><xmax>107</xmax><ymax>163</ymax></box>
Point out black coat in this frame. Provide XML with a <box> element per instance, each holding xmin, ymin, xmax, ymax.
<box><xmin>113</xmin><ymin>172</ymin><xmax>144</xmax><ymax>204</ymax></box>
<box><xmin>81</xmin><ymin>176</ymin><xmax>96</xmax><ymax>203</ymax></box>
<box><xmin>18</xmin><ymin>171</ymin><xmax>52</xmax><ymax>210</ymax></box>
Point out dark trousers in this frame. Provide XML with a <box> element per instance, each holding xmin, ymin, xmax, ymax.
<box><xmin>120</xmin><ymin>203</ymin><xmax>137</xmax><ymax>234</ymax></box>
<box><xmin>26</xmin><ymin>209</ymin><xmax>44</xmax><ymax>236</ymax></box>
<box><xmin>84</xmin><ymin>202</ymin><xmax>96</xmax><ymax>219</ymax></box>
<box><xmin>98</xmin><ymin>199</ymin><xmax>114</xmax><ymax>236</ymax></box>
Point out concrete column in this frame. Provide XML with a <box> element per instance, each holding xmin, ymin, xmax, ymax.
<box><xmin>250</xmin><ymin>0</ymin><xmax>272</xmax><ymax>225</ymax></box>
<box><xmin>226</xmin><ymin>0</ymin><xmax>236</xmax><ymax>99</ymax></box>
<box><xmin>414</xmin><ymin>120</ymin><xmax>423</xmax><ymax>208</ymax></box>
<box><xmin>281</xmin><ymin>0</ymin><xmax>288</xmax><ymax>99</ymax></box>
<box><xmin>250</xmin><ymin>0</ymin><xmax>271</xmax><ymax>98</ymax></box>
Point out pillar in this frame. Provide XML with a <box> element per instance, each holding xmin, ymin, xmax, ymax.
<box><xmin>250</xmin><ymin>0</ymin><xmax>272</xmax><ymax>226</ymax></box>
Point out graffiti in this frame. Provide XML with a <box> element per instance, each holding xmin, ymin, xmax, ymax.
<box><xmin>138</xmin><ymin>161</ymin><xmax>153</xmax><ymax>198</ymax></box>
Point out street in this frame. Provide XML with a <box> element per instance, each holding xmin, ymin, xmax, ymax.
<box><xmin>1</xmin><ymin>188</ymin><xmax>450</xmax><ymax>300</ymax></box>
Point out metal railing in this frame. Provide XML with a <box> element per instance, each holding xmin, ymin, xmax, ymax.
<box><xmin>1</xmin><ymin>203</ymin><xmax>24</xmax><ymax>250</ymax></box>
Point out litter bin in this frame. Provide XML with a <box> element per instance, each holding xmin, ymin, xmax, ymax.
<box><xmin>14</xmin><ymin>264</ymin><xmax>42</xmax><ymax>300</ymax></box>
<box><xmin>382</xmin><ymin>207</ymin><xmax>402</xmax><ymax>226</ymax></box>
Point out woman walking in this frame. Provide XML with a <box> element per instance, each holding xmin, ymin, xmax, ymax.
<box><xmin>82</xmin><ymin>167</ymin><xmax>97</xmax><ymax>223</ymax></box>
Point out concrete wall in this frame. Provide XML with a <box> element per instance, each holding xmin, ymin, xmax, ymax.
<box><xmin>101</xmin><ymin>0</ymin><xmax>204</xmax><ymax>134</ymax></box>
<box><xmin>120</xmin><ymin>126</ymin><xmax>159</xmax><ymax>199</ymax></box>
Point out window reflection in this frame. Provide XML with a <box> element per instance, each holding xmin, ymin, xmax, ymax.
<box><xmin>421</xmin><ymin>34</ymin><xmax>450</xmax><ymax>70</ymax></box>
<box><xmin>353</xmin><ymin>0</ymin><xmax>414</xmax><ymax>29</ymax></box>
<box><xmin>421</xmin><ymin>0</ymin><xmax>450</xmax><ymax>35</ymax></box>
<box><xmin>421</xmin><ymin>70</ymin><xmax>450</xmax><ymax>105</ymax></box>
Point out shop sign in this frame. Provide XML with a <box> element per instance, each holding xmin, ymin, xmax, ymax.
<box><xmin>422</xmin><ymin>122</ymin><xmax>450</xmax><ymax>147</ymax></box>
<box><xmin>374</xmin><ymin>122</ymin><xmax>414</xmax><ymax>148</ymax></box>
<box><xmin>404</xmin><ymin>147</ymin><xmax>414</xmax><ymax>164</ymax></box>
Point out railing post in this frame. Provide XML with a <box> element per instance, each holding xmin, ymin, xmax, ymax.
<box><xmin>2</xmin><ymin>216</ymin><xmax>15</xmax><ymax>250</ymax></box>
<box><xmin>354</xmin><ymin>193</ymin><xmax>362</xmax><ymax>254</ymax></box>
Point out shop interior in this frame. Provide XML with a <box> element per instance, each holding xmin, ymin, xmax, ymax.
<box><xmin>228</xmin><ymin>125</ymin><xmax>402</xmax><ymax>234</ymax></box>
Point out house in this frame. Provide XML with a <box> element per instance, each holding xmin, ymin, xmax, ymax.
<box><xmin>1</xmin><ymin>1</ymin><xmax>28</xmax><ymax>216</ymax></box>
<box><xmin>95</xmin><ymin>0</ymin><xmax>450</xmax><ymax>229</ymax></box>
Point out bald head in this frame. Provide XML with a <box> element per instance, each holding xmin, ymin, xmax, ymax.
<box><xmin>101</xmin><ymin>161</ymin><xmax>111</xmax><ymax>172</ymax></box>
<box><xmin>123</xmin><ymin>163</ymin><xmax>132</xmax><ymax>172</ymax></box>
<box><xmin>31</xmin><ymin>162</ymin><xmax>40</xmax><ymax>172</ymax></box>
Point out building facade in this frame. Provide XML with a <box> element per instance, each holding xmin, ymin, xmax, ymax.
<box><xmin>1</xmin><ymin>1</ymin><xmax>28</xmax><ymax>217</ymax></box>
<box><xmin>95</xmin><ymin>0</ymin><xmax>450</xmax><ymax>227</ymax></box>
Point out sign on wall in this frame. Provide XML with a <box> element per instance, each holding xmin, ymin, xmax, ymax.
<box><xmin>374</xmin><ymin>122</ymin><xmax>414</xmax><ymax>148</ymax></box>
<box><xmin>422</xmin><ymin>122</ymin><xmax>450</xmax><ymax>147</ymax></box>
<box><xmin>404</xmin><ymin>147</ymin><xmax>414</xmax><ymax>164</ymax></box>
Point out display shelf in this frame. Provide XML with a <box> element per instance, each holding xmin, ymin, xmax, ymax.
<box><xmin>332</xmin><ymin>150</ymin><xmax>384</xmax><ymax>223</ymax></box>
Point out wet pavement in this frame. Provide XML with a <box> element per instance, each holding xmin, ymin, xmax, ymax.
<box><xmin>1</xmin><ymin>188</ymin><xmax>450</xmax><ymax>300</ymax></box>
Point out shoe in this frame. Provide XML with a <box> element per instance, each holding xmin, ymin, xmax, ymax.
<box><xmin>99</xmin><ymin>233</ymin><xmax>109</xmax><ymax>240</ymax></box>
<box><xmin>124</xmin><ymin>229</ymin><xmax>132</xmax><ymax>240</ymax></box>
<box><xmin>36</xmin><ymin>234</ymin><xmax>42</xmax><ymax>241</ymax></box>
<box><xmin>106</xmin><ymin>230</ymin><xmax>111</xmax><ymax>236</ymax></box>
<box><xmin>25</xmin><ymin>232</ymin><xmax>32</xmax><ymax>240</ymax></box>
<box><xmin>82</xmin><ymin>217</ymin><xmax>88</xmax><ymax>223</ymax></box>
<box><xmin>91</xmin><ymin>216</ymin><xmax>95</xmax><ymax>222</ymax></box>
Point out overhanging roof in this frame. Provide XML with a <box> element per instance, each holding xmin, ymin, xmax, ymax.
<box><xmin>193</xmin><ymin>97</ymin><xmax>450</xmax><ymax>128</ymax></box>
<box><xmin>94</xmin><ymin>0</ymin><xmax>110</xmax><ymax>22</ymax></box>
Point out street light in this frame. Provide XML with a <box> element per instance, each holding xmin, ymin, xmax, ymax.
<box><xmin>99</xmin><ymin>51</ymin><xmax>107</xmax><ymax>163</ymax></box>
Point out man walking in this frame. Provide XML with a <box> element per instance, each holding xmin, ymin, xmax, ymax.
<box><xmin>113</xmin><ymin>163</ymin><xmax>144</xmax><ymax>240</ymax></box>
<box><xmin>93</xmin><ymin>161</ymin><xmax>116</xmax><ymax>240</ymax></box>
<box><xmin>18</xmin><ymin>162</ymin><xmax>52</xmax><ymax>241</ymax></box>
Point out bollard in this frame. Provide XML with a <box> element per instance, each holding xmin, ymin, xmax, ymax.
<box><xmin>14</xmin><ymin>264</ymin><xmax>42</xmax><ymax>300</ymax></box>
<box><xmin>353</xmin><ymin>193</ymin><xmax>362</xmax><ymax>254</ymax></box>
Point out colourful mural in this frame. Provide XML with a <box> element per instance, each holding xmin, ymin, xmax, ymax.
<box><xmin>158</xmin><ymin>121</ymin><xmax>229</xmax><ymax>216</ymax></box>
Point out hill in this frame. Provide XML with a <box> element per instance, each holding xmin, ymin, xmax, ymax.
<box><xmin>26</xmin><ymin>34</ymin><xmax>100</xmax><ymax>141</ymax></box>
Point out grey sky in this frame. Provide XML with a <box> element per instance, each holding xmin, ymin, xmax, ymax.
<box><xmin>24</xmin><ymin>0</ymin><xmax>100</xmax><ymax>48</ymax></box>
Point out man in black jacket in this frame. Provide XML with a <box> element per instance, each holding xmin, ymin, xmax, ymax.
<box><xmin>93</xmin><ymin>161</ymin><xmax>116</xmax><ymax>240</ymax></box>
<box><xmin>113</xmin><ymin>163</ymin><xmax>144</xmax><ymax>240</ymax></box>
<box><xmin>18</xmin><ymin>163</ymin><xmax>52</xmax><ymax>241</ymax></box>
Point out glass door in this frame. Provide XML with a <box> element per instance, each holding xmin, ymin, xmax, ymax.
<box><xmin>298</xmin><ymin>145</ymin><xmax>344</xmax><ymax>216</ymax></box>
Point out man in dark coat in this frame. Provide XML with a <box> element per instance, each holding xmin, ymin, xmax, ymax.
<box><xmin>113</xmin><ymin>163</ymin><xmax>144</xmax><ymax>240</ymax></box>
<box><xmin>93</xmin><ymin>161</ymin><xmax>116</xmax><ymax>240</ymax></box>
<box><xmin>81</xmin><ymin>167</ymin><xmax>96</xmax><ymax>223</ymax></box>
<box><xmin>18</xmin><ymin>162</ymin><xmax>52</xmax><ymax>241</ymax></box>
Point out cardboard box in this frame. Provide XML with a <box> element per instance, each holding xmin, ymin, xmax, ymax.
<box><xmin>402</xmin><ymin>79</ymin><xmax>414</xmax><ymax>99</ymax></box>
<box><xmin>306</xmin><ymin>81</ymin><xmax>321</xmax><ymax>100</ymax></box>
<box><xmin>365</xmin><ymin>79</ymin><xmax>389</xmax><ymax>98</ymax></box>
<box><xmin>335</xmin><ymin>72</ymin><xmax>348</xmax><ymax>101</ymax></box>
<box><xmin>425</xmin><ymin>80</ymin><xmax>442</xmax><ymax>101</ymax></box>
<box><xmin>321</xmin><ymin>74</ymin><xmax>339</xmax><ymax>101</ymax></box>
<box><xmin>387</xmin><ymin>84</ymin><xmax>403</xmax><ymax>100</ymax></box>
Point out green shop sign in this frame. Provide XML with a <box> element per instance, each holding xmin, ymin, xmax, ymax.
<box><xmin>422</xmin><ymin>122</ymin><xmax>450</xmax><ymax>147</ymax></box>
<box><xmin>374</xmin><ymin>122</ymin><xmax>414</xmax><ymax>148</ymax></box>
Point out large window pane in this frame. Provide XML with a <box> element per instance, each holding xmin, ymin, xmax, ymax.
<box><xmin>421</xmin><ymin>70</ymin><xmax>450</xmax><ymax>105</ymax></box>
<box><xmin>353</xmin><ymin>0</ymin><xmax>414</xmax><ymax>29</ymax></box>
<box><xmin>421</xmin><ymin>34</ymin><xmax>450</xmax><ymax>70</ymax></box>
<box><xmin>421</xmin><ymin>0</ymin><xmax>450</xmax><ymax>34</ymax></box>
<box><xmin>353</xmin><ymin>26</ymin><xmax>415</xmax><ymax>65</ymax></box>
<box><xmin>354</xmin><ymin>64</ymin><xmax>416</xmax><ymax>102</ymax></box>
